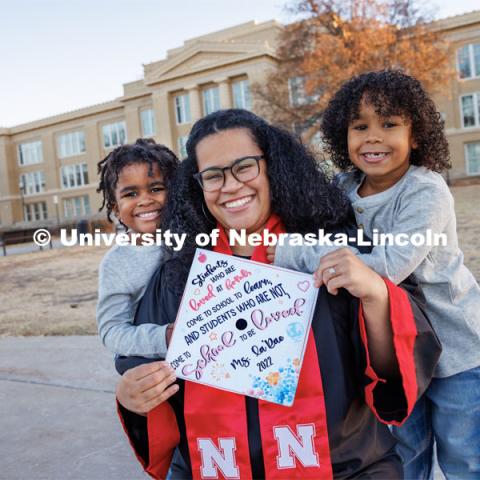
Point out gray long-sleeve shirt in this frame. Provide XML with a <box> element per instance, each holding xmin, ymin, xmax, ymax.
<box><xmin>275</xmin><ymin>166</ymin><xmax>480</xmax><ymax>377</ymax></box>
<box><xmin>97</xmin><ymin>244</ymin><xmax>168</xmax><ymax>357</ymax></box>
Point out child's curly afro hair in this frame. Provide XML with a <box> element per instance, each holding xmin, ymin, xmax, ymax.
<box><xmin>321</xmin><ymin>70</ymin><xmax>451</xmax><ymax>173</ymax></box>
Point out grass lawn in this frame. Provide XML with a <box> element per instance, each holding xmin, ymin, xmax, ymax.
<box><xmin>0</xmin><ymin>245</ymin><xmax>108</xmax><ymax>336</ymax></box>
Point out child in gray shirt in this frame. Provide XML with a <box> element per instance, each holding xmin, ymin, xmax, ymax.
<box><xmin>96</xmin><ymin>139</ymin><xmax>178</xmax><ymax>357</ymax></box>
<box><xmin>272</xmin><ymin>72</ymin><xmax>480</xmax><ymax>479</ymax></box>
<box><xmin>97</xmin><ymin>244</ymin><xmax>167</xmax><ymax>356</ymax></box>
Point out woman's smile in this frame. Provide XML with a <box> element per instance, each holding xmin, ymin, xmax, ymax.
<box><xmin>196</xmin><ymin>128</ymin><xmax>271</xmax><ymax>237</ymax></box>
<box><xmin>222</xmin><ymin>194</ymin><xmax>254</xmax><ymax>210</ymax></box>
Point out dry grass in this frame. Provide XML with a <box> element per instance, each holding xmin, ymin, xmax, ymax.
<box><xmin>0</xmin><ymin>245</ymin><xmax>108</xmax><ymax>336</ymax></box>
<box><xmin>0</xmin><ymin>185</ymin><xmax>478</xmax><ymax>337</ymax></box>
<box><xmin>451</xmin><ymin>185</ymin><xmax>480</xmax><ymax>281</ymax></box>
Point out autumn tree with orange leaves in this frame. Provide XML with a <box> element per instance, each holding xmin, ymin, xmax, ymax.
<box><xmin>253</xmin><ymin>0</ymin><xmax>453</xmax><ymax>142</ymax></box>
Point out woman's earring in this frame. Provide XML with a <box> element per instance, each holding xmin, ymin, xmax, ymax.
<box><xmin>201</xmin><ymin>202</ymin><xmax>216</xmax><ymax>225</ymax></box>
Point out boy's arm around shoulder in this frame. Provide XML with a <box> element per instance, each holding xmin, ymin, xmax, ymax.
<box><xmin>97</xmin><ymin>254</ymin><xmax>169</xmax><ymax>359</ymax></box>
<box><xmin>97</xmin><ymin>253</ymin><xmax>133</xmax><ymax>346</ymax></box>
<box><xmin>273</xmin><ymin>171</ymin><xmax>360</xmax><ymax>272</ymax></box>
<box><xmin>274</xmin><ymin>227</ymin><xmax>361</xmax><ymax>273</ymax></box>
<box><xmin>356</xmin><ymin>177</ymin><xmax>454</xmax><ymax>284</ymax></box>
<box><xmin>115</xmin><ymin>259</ymin><xmax>182</xmax><ymax>375</ymax></box>
<box><xmin>275</xmin><ymin>176</ymin><xmax>455</xmax><ymax>285</ymax></box>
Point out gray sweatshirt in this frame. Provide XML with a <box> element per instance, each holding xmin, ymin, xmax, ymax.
<box><xmin>97</xmin><ymin>244</ymin><xmax>167</xmax><ymax>357</ymax></box>
<box><xmin>275</xmin><ymin>166</ymin><xmax>480</xmax><ymax>377</ymax></box>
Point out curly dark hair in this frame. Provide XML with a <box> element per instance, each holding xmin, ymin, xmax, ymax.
<box><xmin>321</xmin><ymin>70</ymin><xmax>451</xmax><ymax>173</ymax></box>
<box><xmin>161</xmin><ymin>109</ymin><xmax>353</xmax><ymax>289</ymax></box>
<box><xmin>96</xmin><ymin>138</ymin><xmax>179</xmax><ymax>224</ymax></box>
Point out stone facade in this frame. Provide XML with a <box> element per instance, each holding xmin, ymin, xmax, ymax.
<box><xmin>434</xmin><ymin>11</ymin><xmax>480</xmax><ymax>183</ymax></box>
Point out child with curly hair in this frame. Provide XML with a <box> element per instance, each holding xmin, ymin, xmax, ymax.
<box><xmin>271</xmin><ymin>70</ymin><xmax>480</xmax><ymax>479</ymax></box>
<box><xmin>96</xmin><ymin>138</ymin><xmax>179</xmax><ymax>359</ymax></box>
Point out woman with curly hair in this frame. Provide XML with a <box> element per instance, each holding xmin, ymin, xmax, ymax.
<box><xmin>271</xmin><ymin>71</ymin><xmax>480</xmax><ymax>478</ymax></box>
<box><xmin>112</xmin><ymin>109</ymin><xmax>440</xmax><ymax>479</ymax></box>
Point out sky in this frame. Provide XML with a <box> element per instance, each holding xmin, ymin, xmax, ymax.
<box><xmin>1</xmin><ymin>0</ymin><xmax>479</xmax><ymax>127</ymax></box>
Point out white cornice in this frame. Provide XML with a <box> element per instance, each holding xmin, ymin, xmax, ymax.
<box><xmin>432</xmin><ymin>10</ymin><xmax>480</xmax><ymax>32</ymax></box>
<box><xmin>144</xmin><ymin>42</ymin><xmax>277</xmax><ymax>85</ymax></box>
<box><xmin>165</xmin><ymin>20</ymin><xmax>282</xmax><ymax>57</ymax></box>
<box><xmin>6</xmin><ymin>101</ymin><xmax>122</xmax><ymax>136</ymax></box>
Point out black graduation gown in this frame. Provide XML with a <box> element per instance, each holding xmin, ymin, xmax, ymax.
<box><xmin>116</xmin><ymin>255</ymin><xmax>441</xmax><ymax>480</ymax></box>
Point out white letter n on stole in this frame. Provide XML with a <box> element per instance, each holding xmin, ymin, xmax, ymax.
<box><xmin>197</xmin><ymin>438</ymin><xmax>240</xmax><ymax>479</ymax></box>
<box><xmin>274</xmin><ymin>424</ymin><xmax>320</xmax><ymax>469</ymax></box>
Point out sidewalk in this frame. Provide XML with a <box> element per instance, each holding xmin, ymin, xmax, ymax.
<box><xmin>0</xmin><ymin>336</ymin><xmax>445</xmax><ymax>479</ymax></box>
<box><xmin>0</xmin><ymin>336</ymin><xmax>148</xmax><ymax>480</ymax></box>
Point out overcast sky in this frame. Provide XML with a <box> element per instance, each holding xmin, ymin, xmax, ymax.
<box><xmin>1</xmin><ymin>0</ymin><xmax>479</xmax><ymax>127</ymax></box>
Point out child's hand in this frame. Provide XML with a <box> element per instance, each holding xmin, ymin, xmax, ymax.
<box><xmin>266</xmin><ymin>244</ymin><xmax>276</xmax><ymax>264</ymax></box>
<box><xmin>116</xmin><ymin>361</ymin><xmax>178</xmax><ymax>415</ymax></box>
<box><xmin>314</xmin><ymin>248</ymin><xmax>387</xmax><ymax>302</ymax></box>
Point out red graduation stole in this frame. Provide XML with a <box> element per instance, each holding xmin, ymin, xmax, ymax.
<box><xmin>184</xmin><ymin>215</ymin><xmax>333</xmax><ymax>479</ymax></box>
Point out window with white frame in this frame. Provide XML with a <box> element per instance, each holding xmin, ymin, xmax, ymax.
<box><xmin>102</xmin><ymin>121</ymin><xmax>127</xmax><ymax>148</ymax></box>
<box><xmin>57</xmin><ymin>131</ymin><xmax>86</xmax><ymax>158</ymax></box>
<box><xmin>175</xmin><ymin>94</ymin><xmax>191</xmax><ymax>124</ymax></box>
<box><xmin>460</xmin><ymin>93</ymin><xmax>480</xmax><ymax>128</ymax></box>
<box><xmin>61</xmin><ymin>163</ymin><xmax>89</xmax><ymax>189</ymax></box>
<box><xmin>457</xmin><ymin>43</ymin><xmax>480</xmax><ymax>79</ymax></box>
<box><xmin>465</xmin><ymin>142</ymin><xmax>480</xmax><ymax>175</ymax></box>
<box><xmin>140</xmin><ymin>109</ymin><xmax>156</xmax><ymax>137</ymax></box>
<box><xmin>232</xmin><ymin>80</ymin><xmax>251</xmax><ymax>109</ymax></box>
<box><xmin>288</xmin><ymin>76</ymin><xmax>320</xmax><ymax>107</ymax></box>
<box><xmin>64</xmin><ymin>195</ymin><xmax>91</xmax><ymax>218</ymax></box>
<box><xmin>178</xmin><ymin>136</ymin><xmax>188</xmax><ymax>158</ymax></box>
<box><xmin>24</xmin><ymin>202</ymin><xmax>48</xmax><ymax>222</ymax></box>
<box><xmin>19</xmin><ymin>171</ymin><xmax>46</xmax><ymax>195</ymax></box>
<box><xmin>203</xmin><ymin>87</ymin><xmax>221</xmax><ymax>115</ymax></box>
<box><xmin>18</xmin><ymin>140</ymin><xmax>43</xmax><ymax>166</ymax></box>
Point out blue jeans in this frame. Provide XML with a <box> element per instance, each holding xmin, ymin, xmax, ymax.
<box><xmin>392</xmin><ymin>366</ymin><xmax>480</xmax><ymax>480</ymax></box>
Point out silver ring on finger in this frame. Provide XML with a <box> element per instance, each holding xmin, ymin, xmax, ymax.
<box><xmin>328</xmin><ymin>267</ymin><xmax>336</xmax><ymax>276</ymax></box>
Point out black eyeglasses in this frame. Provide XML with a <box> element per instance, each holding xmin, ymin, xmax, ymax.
<box><xmin>194</xmin><ymin>155</ymin><xmax>264</xmax><ymax>192</ymax></box>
